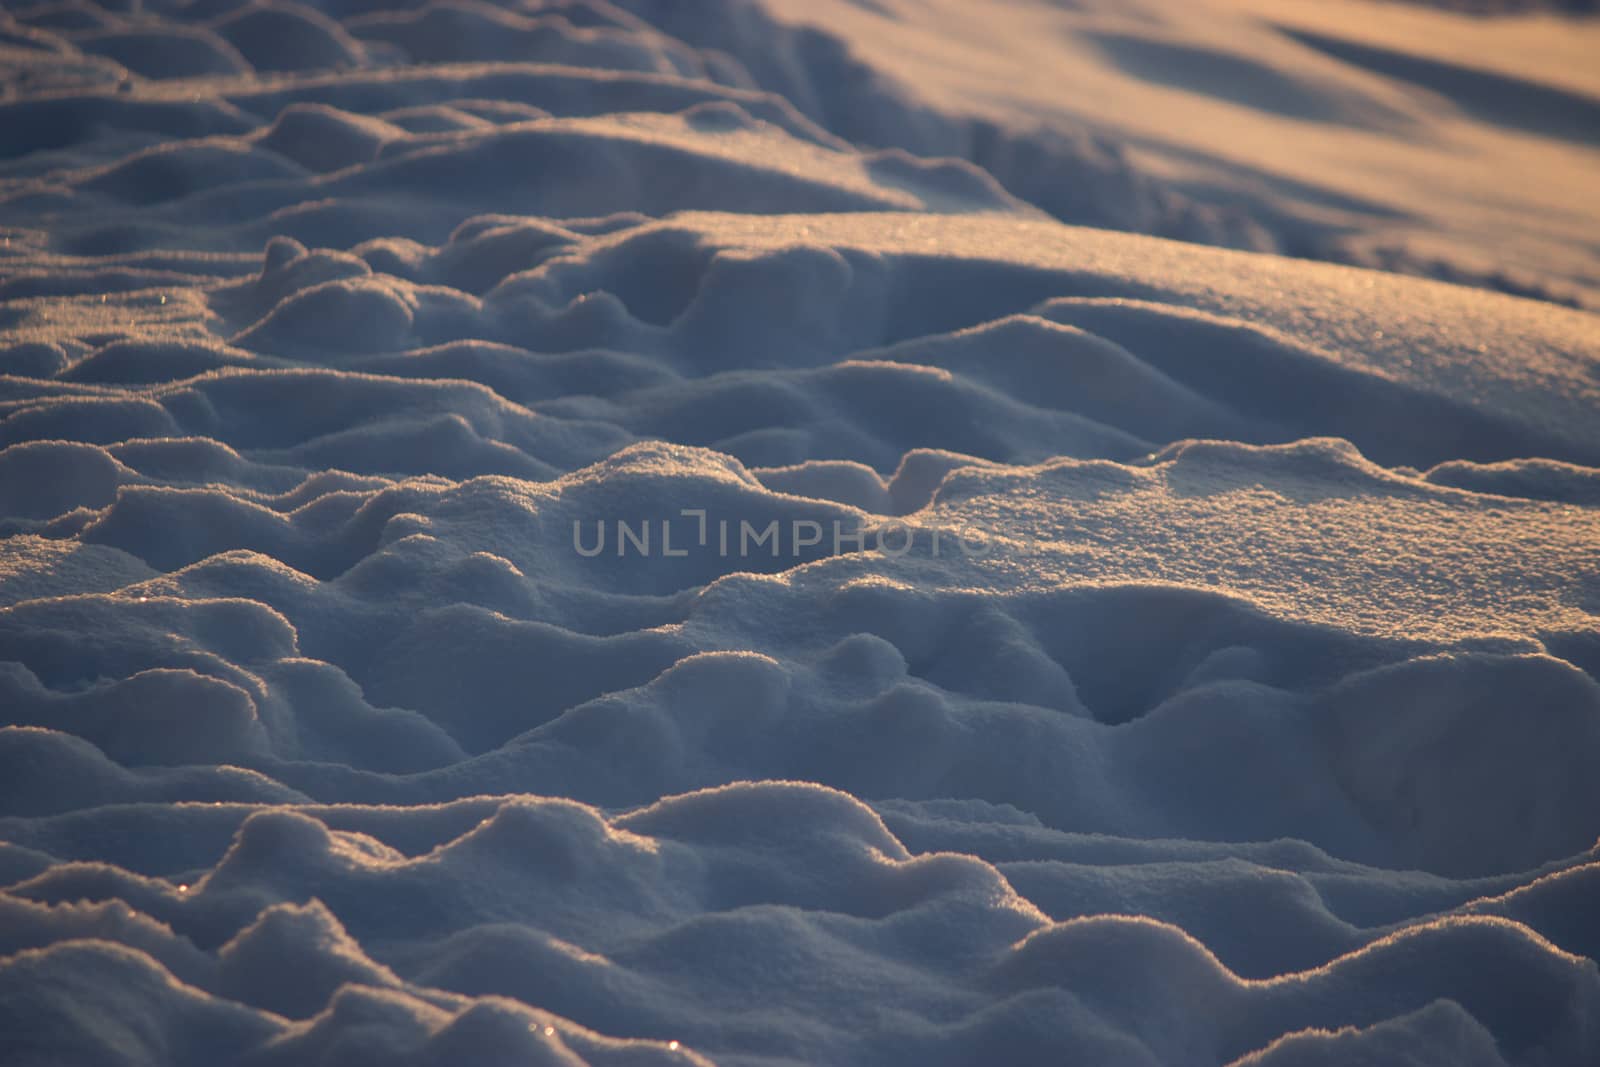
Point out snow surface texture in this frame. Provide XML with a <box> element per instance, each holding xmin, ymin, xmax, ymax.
<box><xmin>1</xmin><ymin>0</ymin><xmax>1599</xmax><ymax>1065</ymax></box>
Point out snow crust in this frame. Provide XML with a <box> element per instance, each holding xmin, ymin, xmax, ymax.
<box><xmin>1</xmin><ymin>0</ymin><xmax>1598</xmax><ymax>1064</ymax></box>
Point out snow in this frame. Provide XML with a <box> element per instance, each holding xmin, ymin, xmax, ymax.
<box><xmin>2</xmin><ymin>0</ymin><xmax>1599</xmax><ymax>1064</ymax></box>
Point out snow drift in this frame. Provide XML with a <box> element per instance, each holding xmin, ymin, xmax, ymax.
<box><xmin>1</xmin><ymin>0</ymin><xmax>1598</xmax><ymax>1064</ymax></box>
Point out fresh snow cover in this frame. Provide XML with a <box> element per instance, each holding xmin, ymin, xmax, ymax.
<box><xmin>1</xmin><ymin>0</ymin><xmax>1598</xmax><ymax>1065</ymax></box>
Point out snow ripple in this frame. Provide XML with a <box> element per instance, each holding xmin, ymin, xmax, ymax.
<box><xmin>1</xmin><ymin>1</ymin><xmax>1598</xmax><ymax>1065</ymax></box>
